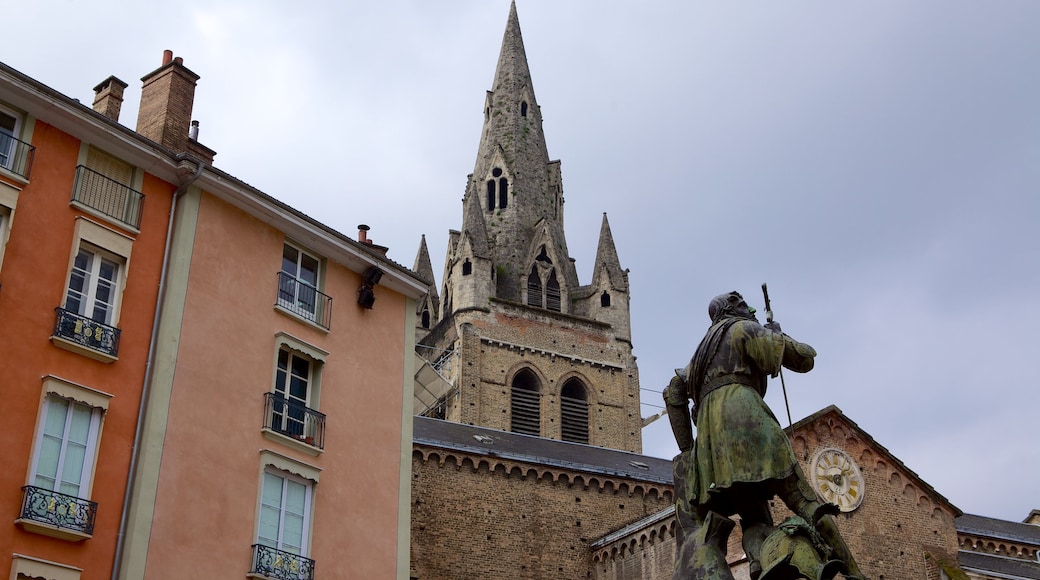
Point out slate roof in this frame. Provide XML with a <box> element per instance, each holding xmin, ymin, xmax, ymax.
<box><xmin>958</xmin><ymin>551</ymin><xmax>1040</xmax><ymax>580</ymax></box>
<box><xmin>958</xmin><ymin>513</ymin><xmax>1040</xmax><ymax>546</ymax></box>
<box><xmin>413</xmin><ymin>416</ymin><xmax>673</xmax><ymax>485</ymax></box>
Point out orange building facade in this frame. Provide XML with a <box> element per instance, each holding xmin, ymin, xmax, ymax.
<box><xmin>0</xmin><ymin>63</ymin><xmax>178</xmax><ymax>579</ymax></box>
<box><xmin>2</xmin><ymin>53</ymin><xmax>426</xmax><ymax>580</ymax></box>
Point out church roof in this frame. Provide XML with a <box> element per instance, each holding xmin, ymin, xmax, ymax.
<box><xmin>413</xmin><ymin>415</ymin><xmax>672</xmax><ymax>484</ymax></box>
<box><xmin>958</xmin><ymin>513</ymin><xmax>1040</xmax><ymax>546</ymax></box>
<box><xmin>789</xmin><ymin>405</ymin><xmax>961</xmax><ymax>517</ymax></box>
<box><xmin>958</xmin><ymin>550</ymin><xmax>1040</xmax><ymax>579</ymax></box>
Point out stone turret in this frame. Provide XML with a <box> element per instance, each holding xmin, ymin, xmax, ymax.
<box><xmin>412</xmin><ymin>234</ymin><xmax>440</xmax><ymax>339</ymax></box>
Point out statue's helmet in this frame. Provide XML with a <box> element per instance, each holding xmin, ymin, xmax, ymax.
<box><xmin>708</xmin><ymin>291</ymin><xmax>744</xmax><ymax>323</ymax></box>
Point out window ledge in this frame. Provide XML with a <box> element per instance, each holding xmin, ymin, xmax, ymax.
<box><xmin>50</xmin><ymin>336</ymin><xmax>118</xmax><ymax>363</ymax></box>
<box><xmin>273</xmin><ymin>304</ymin><xmax>329</xmax><ymax>334</ymax></box>
<box><xmin>0</xmin><ymin>168</ymin><xmax>29</xmax><ymax>187</ymax></box>
<box><xmin>15</xmin><ymin>518</ymin><xmax>92</xmax><ymax>542</ymax></box>
<box><xmin>261</xmin><ymin>428</ymin><xmax>323</xmax><ymax>457</ymax></box>
<box><xmin>69</xmin><ymin>200</ymin><xmax>141</xmax><ymax>235</ymax></box>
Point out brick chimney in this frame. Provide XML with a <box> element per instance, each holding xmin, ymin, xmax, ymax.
<box><xmin>137</xmin><ymin>50</ymin><xmax>200</xmax><ymax>152</ymax></box>
<box><xmin>92</xmin><ymin>76</ymin><xmax>128</xmax><ymax>122</ymax></box>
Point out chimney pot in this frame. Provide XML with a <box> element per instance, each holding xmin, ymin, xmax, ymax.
<box><xmin>162</xmin><ymin>50</ymin><xmax>173</xmax><ymax>66</ymax></box>
<box><xmin>189</xmin><ymin>120</ymin><xmax>200</xmax><ymax>141</ymax></box>
<box><xmin>358</xmin><ymin>224</ymin><xmax>370</xmax><ymax>244</ymax></box>
<box><xmin>174</xmin><ymin>56</ymin><xmax>184</xmax><ymax>65</ymax></box>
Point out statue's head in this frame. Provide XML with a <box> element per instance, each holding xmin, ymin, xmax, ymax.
<box><xmin>708</xmin><ymin>291</ymin><xmax>757</xmax><ymax>323</ymax></box>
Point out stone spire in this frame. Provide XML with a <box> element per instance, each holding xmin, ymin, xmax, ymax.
<box><xmin>591</xmin><ymin>213</ymin><xmax>628</xmax><ymax>292</ymax></box>
<box><xmin>462</xmin><ymin>0</ymin><xmax>575</xmax><ymax>302</ymax></box>
<box><xmin>413</xmin><ymin>234</ymin><xmax>440</xmax><ymax>332</ymax></box>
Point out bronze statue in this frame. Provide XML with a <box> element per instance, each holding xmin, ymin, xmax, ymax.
<box><xmin>664</xmin><ymin>291</ymin><xmax>865</xmax><ymax>580</ymax></box>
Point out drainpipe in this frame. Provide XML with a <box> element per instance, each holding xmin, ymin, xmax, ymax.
<box><xmin>111</xmin><ymin>157</ymin><xmax>204</xmax><ymax>580</ymax></box>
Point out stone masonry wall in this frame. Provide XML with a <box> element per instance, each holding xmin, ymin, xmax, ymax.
<box><xmin>410</xmin><ymin>447</ymin><xmax>673</xmax><ymax>580</ymax></box>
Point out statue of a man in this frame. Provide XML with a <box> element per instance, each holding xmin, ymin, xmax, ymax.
<box><xmin>664</xmin><ymin>291</ymin><xmax>865</xmax><ymax>579</ymax></box>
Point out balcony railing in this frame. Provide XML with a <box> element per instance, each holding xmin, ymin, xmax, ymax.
<box><xmin>19</xmin><ymin>486</ymin><xmax>98</xmax><ymax>536</ymax></box>
<box><xmin>276</xmin><ymin>271</ymin><xmax>332</xmax><ymax>330</ymax></box>
<box><xmin>263</xmin><ymin>392</ymin><xmax>326</xmax><ymax>450</ymax></box>
<box><xmin>71</xmin><ymin>165</ymin><xmax>144</xmax><ymax>229</ymax></box>
<box><xmin>250</xmin><ymin>544</ymin><xmax>315</xmax><ymax>580</ymax></box>
<box><xmin>0</xmin><ymin>132</ymin><xmax>35</xmax><ymax>179</ymax></box>
<box><xmin>53</xmin><ymin>307</ymin><xmax>121</xmax><ymax>358</ymax></box>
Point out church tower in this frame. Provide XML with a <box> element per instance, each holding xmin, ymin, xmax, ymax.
<box><xmin>415</xmin><ymin>2</ymin><xmax>641</xmax><ymax>453</ymax></box>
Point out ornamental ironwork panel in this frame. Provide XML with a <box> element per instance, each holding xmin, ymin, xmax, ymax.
<box><xmin>19</xmin><ymin>486</ymin><xmax>97</xmax><ymax>536</ymax></box>
<box><xmin>262</xmin><ymin>392</ymin><xmax>326</xmax><ymax>450</ymax></box>
<box><xmin>0</xmin><ymin>132</ymin><xmax>35</xmax><ymax>179</ymax></box>
<box><xmin>276</xmin><ymin>272</ymin><xmax>332</xmax><ymax>329</ymax></box>
<box><xmin>53</xmin><ymin>307</ymin><xmax>121</xmax><ymax>358</ymax></box>
<box><xmin>250</xmin><ymin>544</ymin><xmax>315</xmax><ymax>580</ymax></box>
<box><xmin>71</xmin><ymin>165</ymin><xmax>144</xmax><ymax>228</ymax></box>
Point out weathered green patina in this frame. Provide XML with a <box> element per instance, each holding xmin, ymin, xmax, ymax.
<box><xmin>665</xmin><ymin>291</ymin><xmax>866</xmax><ymax>580</ymax></box>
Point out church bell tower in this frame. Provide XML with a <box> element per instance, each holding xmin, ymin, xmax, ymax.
<box><xmin>413</xmin><ymin>2</ymin><xmax>641</xmax><ymax>453</ymax></box>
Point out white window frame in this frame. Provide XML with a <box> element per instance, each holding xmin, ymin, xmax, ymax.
<box><xmin>0</xmin><ymin>103</ymin><xmax>23</xmax><ymax>173</ymax></box>
<box><xmin>278</xmin><ymin>241</ymin><xmax>323</xmax><ymax>323</ymax></box>
<box><xmin>63</xmin><ymin>218</ymin><xmax>133</xmax><ymax>325</ymax></box>
<box><xmin>27</xmin><ymin>377</ymin><xmax>111</xmax><ymax>498</ymax></box>
<box><xmin>65</xmin><ymin>244</ymin><xmax>122</xmax><ymax>326</ymax></box>
<box><xmin>30</xmin><ymin>395</ymin><xmax>102</xmax><ymax>498</ymax></box>
<box><xmin>257</xmin><ymin>467</ymin><xmax>313</xmax><ymax>556</ymax></box>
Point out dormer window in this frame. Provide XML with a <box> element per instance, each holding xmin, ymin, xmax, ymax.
<box><xmin>462</xmin><ymin>259</ymin><xmax>472</xmax><ymax>276</ymax></box>
<box><xmin>486</xmin><ymin>168</ymin><xmax>508</xmax><ymax>210</ymax></box>
<box><xmin>601</xmin><ymin>291</ymin><xmax>610</xmax><ymax>307</ymax></box>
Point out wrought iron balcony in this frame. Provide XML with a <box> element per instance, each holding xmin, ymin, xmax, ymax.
<box><xmin>263</xmin><ymin>392</ymin><xmax>326</xmax><ymax>450</ymax></box>
<box><xmin>0</xmin><ymin>132</ymin><xmax>35</xmax><ymax>179</ymax></box>
<box><xmin>53</xmin><ymin>307</ymin><xmax>121</xmax><ymax>358</ymax></box>
<box><xmin>19</xmin><ymin>485</ymin><xmax>97</xmax><ymax>536</ymax></box>
<box><xmin>71</xmin><ymin>165</ymin><xmax>144</xmax><ymax>229</ymax></box>
<box><xmin>276</xmin><ymin>271</ymin><xmax>332</xmax><ymax>329</ymax></box>
<box><xmin>250</xmin><ymin>544</ymin><xmax>315</xmax><ymax>580</ymax></box>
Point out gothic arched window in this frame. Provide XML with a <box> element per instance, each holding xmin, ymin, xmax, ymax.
<box><xmin>511</xmin><ymin>369</ymin><xmax>540</xmax><ymax>436</ymax></box>
<box><xmin>462</xmin><ymin>259</ymin><xmax>472</xmax><ymax>276</ymax></box>
<box><xmin>560</xmin><ymin>378</ymin><xmax>589</xmax><ymax>444</ymax></box>
<box><xmin>421</xmin><ymin>308</ymin><xmax>430</xmax><ymax>329</ymax></box>
<box><xmin>601</xmin><ymin>291</ymin><xmax>611</xmax><ymax>307</ymax></box>
<box><xmin>546</xmin><ymin>270</ymin><xmax>561</xmax><ymax>312</ymax></box>
<box><xmin>499</xmin><ymin>178</ymin><xmax>508</xmax><ymax>209</ymax></box>
<box><xmin>527</xmin><ymin>267</ymin><xmax>543</xmax><ymax>308</ymax></box>
<box><xmin>487</xmin><ymin>180</ymin><xmax>496</xmax><ymax>211</ymax></box>
<box><xmin>521</xmin><ymin>101</ymin><xmax>528</xmax><ymax>117</ymax></box>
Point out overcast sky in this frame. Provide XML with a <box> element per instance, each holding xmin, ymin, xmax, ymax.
<box><xmin>8</xmin><ymin>1</ymin><xmax>1038</xmax><ymax>522</ymax></box>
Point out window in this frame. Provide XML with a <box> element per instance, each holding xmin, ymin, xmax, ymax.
<box><xmin>560</xmin><ymin>378</ymin><xmax>589</xmax><ymax>444</ymax></box>
<box><xmin>53</xmin><ymin>218</ymin><xmax>132</xmax><ymax>362</ymax></box>
<box><xmin>0</xmin><ymin>104</ymin><xmax>35</xmax><ymax>179</ymax></box>
<box><xmin>65</xmin><ymin>245</ymin><xmax>120</xmax><ymax>325</ymax></box>
<box><xmin>545</xmin><ymin>270</ymin><xmax>561</xmax><ymax>312</ymax></box>
<box><xmin>72</xmin><ymin>146</ymin><xmax>143</xmax><ymax>229</ymax></box>
<box><xmin>263</xmin><ymin>334</ymin><xmax>327</xmax><ymax>453</ymax></box>
<box><xmin>527</xmin><ymin>267</ymin><xmax>542</xmax><ymax>308</ymax></box>
<box><xmin>510</xmin><ymin>369</ymin><xmax>540</xmax><ymax>436</ymax></box>
<box><xmin>277</xmin><ymin>243</ymin><xmax>331</xmax><ymax>329</ymax></box>
<box><xmin>601</xmin><ymin>291</ymin><xmax>611</xmax><ymax>307</ymax></box>
<box><xmin>462</xmin><ymin>259</ymin><xmax>472</xmax><ymax>276</ymax></box>
<box><xmin>258</xmin><ymin>468</ymin><xmax>312</xmax><ymax>555</ymax></box>
<box><xmin>251</xmin><ymin>453</ymin><xmax>318</xmax><ymax>580</ymax></box>
<box><xmin>31</xmin><ymin>395</ymin><xmax>102</xmax><ymax>497</ymax></box>
<box><xmin>18</xmin><ymin>377</ymin><xmax>110</xmax><ymax>541</ymax></box>
<box><xmin>486</xmin><ymin>180</ymin><xmax>496</xmax><ymax>211</ymax></box>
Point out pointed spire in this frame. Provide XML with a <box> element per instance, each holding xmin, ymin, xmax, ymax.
<box><xmin>413</xmin><ymin>234</ymin><xmax>438</xmax><ymax>292</ymax></box>
<box><xmin>461</xmin><ymin>191</ymin><xmax>491</xmax><ymax>259</ymax></box>
<box><xmin>592</xmin><ymin>213</ymin><xmax>627</xmax><ymax>291</ymax></box>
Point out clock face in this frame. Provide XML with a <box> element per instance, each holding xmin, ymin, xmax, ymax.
<box><xmin>810</xmin><ymin>447</ymin><xmax>864</xmax><ymax>512</ymax></box>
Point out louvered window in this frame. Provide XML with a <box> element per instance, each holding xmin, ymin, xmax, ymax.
<box><xmin>527</xmin><ymin>267</ymin><xmax>542</xmax><ymax>308</ymax></box>
<box><xmin>510</xmin><ymin>369</ymin><xmax>540</xmax><ymax>436</ymax></box>
<box><xmin>560</xmin><ymin>379</ymin><xmax>589</xmax><ymax>444</ymax></box>
<box><xmin>546</xmin><ymin>270</ymin><xmax>561</xmax><ymax>312</ymax></box>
